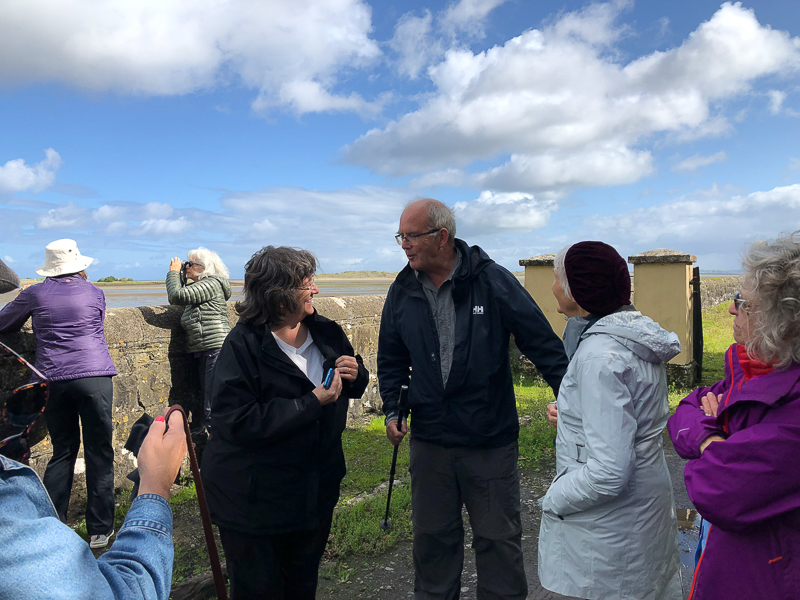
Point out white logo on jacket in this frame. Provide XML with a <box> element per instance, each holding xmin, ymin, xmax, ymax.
<box><xmin>473</xmin><ymin>305</ymin><xmax>484</xmax><ymax>314</ymax></box>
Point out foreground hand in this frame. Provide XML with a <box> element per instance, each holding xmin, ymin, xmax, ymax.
<box><xmin>335</xmin><ymin>355</ymin><xmax>359</xmax><ymax>381</ymax></box>
<box><xmin>701</xmin><ymin>392</ymin><xmax>721</xmax><ymax>418</ymax></box>
<box><xmin>137</xmin><ymin>411</ymin><xmax>188</xmax><ymax>499</ymax></box>
<box><xmin>313</xmin><ymin>369</ymin><xmax>342</xmax><ymax>406</ymax></box>
<box><xmin>386</xmin><ymin>419</ymin><xmax>407</xmax><ymax>446</ymax></box>
<box><xmin>699</xmin><ymin>434</ymin><xmax>726</xmax><ymax>454</ymax></box>
<box><xmin>169</xmin><ymin>257</ymin><xmax>182</xmax><ymax>272</ymax></box>
<box><xmin>546</xmin><ymin>402</ymin><xmax>558</xmax><ymax>427</ymax></box>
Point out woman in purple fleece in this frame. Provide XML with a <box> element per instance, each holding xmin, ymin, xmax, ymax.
<box><xmin>668</xmin><ymin>233</ymin><xmax>800</xmax><ymax>600</ymax></box>
<box><xmin>0</xmin><ymin>239</ymin><xmax>117</xmax><ymax>549</ymax></box>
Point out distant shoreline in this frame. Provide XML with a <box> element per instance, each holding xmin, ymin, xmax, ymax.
<box><xmin>17</xmin><ymin>270</ymin><xmax>738</xmax><ymax>288</ymax></box>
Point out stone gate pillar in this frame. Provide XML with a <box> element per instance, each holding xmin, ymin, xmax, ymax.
<box><xmin>518</xmin><ymin>254</ymin><xmax>564</xmax><ymax>338</ymax></box>
<box><xmin>628</xmin><ymin>249</ymin><xmax>698</xmax><ymax>387</ymax></box>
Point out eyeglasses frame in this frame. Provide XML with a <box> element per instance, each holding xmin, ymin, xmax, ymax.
<box><xmin>395</xmin><ymin>228</ymin><xmax>441</xmax><ymax>246</ymax></box>
<box><xmin>733</xmin><ymin>290</ymin><xmax>750</xmax><ymax>314</ymax></box>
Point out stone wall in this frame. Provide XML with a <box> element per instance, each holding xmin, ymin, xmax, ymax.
<box><xmin>0</xmin><ymin>296</ymin><xmax>385</xmax><ymax>489</ymax></box>
<box><xmin>700</xmin><ymin>276</ymin><xmax>741</xmax><ymax>309</ymax></box>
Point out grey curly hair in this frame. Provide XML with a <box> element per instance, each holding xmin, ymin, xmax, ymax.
<box><xmin>741</xmin><ymin>232</ymin><xmax>800</xmax><ymax>368</ymax></box>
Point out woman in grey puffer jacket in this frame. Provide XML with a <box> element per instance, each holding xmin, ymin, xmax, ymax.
<box><xmin>166</xmin><ymin>247</ymin><xmax>232</xmax><ymax>433</ymax></box>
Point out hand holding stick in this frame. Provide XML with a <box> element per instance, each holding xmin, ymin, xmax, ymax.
<box><xmin>380</xmin><ymin>385</ymin><xmax>408</xmax><ymax>531</ymax></box>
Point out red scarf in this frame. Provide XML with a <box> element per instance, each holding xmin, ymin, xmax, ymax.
<box><xmin>735</xmin><ymin>344</ymin><xmax>775</xmax><ymax>383</ymax></box>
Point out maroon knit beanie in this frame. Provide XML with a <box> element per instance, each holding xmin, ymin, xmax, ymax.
<box><xmin>564</xmin><ymin>241</ymin><xmax>631</xmax><ymax>316</ymax></box>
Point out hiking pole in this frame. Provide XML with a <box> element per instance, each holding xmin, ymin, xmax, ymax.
<box><xmin>380</xmin><ymin>385</ymin><xmax>408</xmax><ymax>531</ymax></box>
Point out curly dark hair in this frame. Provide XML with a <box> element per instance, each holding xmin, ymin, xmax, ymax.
<box><xmin>235</xmin><ymin>246</ymin><xmax>317</xmax><ymax>326</ymax></box>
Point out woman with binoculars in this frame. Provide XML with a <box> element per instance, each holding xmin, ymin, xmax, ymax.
<box><xmin>166</xmin><ymin>248</ymin><xmax>232</xmax><ymax>437</ymax></box>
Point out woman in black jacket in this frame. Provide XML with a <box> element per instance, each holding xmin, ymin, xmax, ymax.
<box><xmin>201</xmin><ymin>246</ymin><xmax>369</xmax><ymax>600</ymax></box>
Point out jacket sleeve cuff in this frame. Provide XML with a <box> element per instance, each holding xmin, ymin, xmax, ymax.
<box><xmin>120</xmin><ymin>493</ymin><xmax>173</xmax><ymax>537</ymax></box>
<box><xmin>384</xmin><ymin>411</ymin><xmax>399</xmax><ymax>426</ymax></box>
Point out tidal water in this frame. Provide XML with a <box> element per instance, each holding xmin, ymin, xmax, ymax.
<box><xmin>0</xmin><ymin>280</ymin><xmax>395</xmax><ymax>310</ymax></box>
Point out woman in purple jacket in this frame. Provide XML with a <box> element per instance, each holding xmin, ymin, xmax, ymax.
<box><xmin>668</xmin><ymin>233</ymin><xmax>800</xmax><ymax>600</ymax></box>
<box><xmin>0</xmin><ymin>239</ymin><xmax>118</xmax><ymax>549</ymax></box>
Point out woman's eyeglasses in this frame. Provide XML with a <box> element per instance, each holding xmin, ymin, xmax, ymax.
<box><xmin>183</xmin><ymin>261</ymin><xmax>204</xmax><ymax>269</ymax></box>
<box><xmin>0</xmin><ymin>341</ymin><xmax>49</xmax><ymax>462</ymax></box>
<box><xmin>296</xmin><ymin>278</ymin><xmax>318</xmax><ymax>292</ymax></box>
<box><xmin>733</xmin><ymin>291</ymin><xmax>750</xmax><ymax>314</ymax></box>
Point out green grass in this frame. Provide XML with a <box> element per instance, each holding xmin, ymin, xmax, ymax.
<box><xmin>172</xmin><ymin>542</ymin><xmax>215</xmax><ymax>584</ymax></box>
<box><xmin>339</xmin><ymin>418</ymin><xmax>409</xmax><ymax>500</ymax></box>
<box><xmin>514</xmin><ymin>377</ymin><xmax>558</xmax><ymax>461</ymax></box>
<box><xmin>327</xmin><ymin>485</ymin><xmax>413</xmax><ymax>559</ymax></box>
<box><xmin>699</xmin><ymin>303</ymin><xmax>735</xmax><ymax>386</ymax></box>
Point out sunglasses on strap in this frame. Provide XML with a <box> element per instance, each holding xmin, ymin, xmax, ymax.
<box><xmin>0</xmin><ymin>341</ymin><xmax>49</xmax><ymax>462</ymax></box>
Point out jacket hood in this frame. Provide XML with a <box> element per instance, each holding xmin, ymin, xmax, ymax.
<box><xmin>395</xmin><ymin>238</ymin><xmax>494</xmax><ymax>294</ymax></box>
<box><xmin>584</xmin><ymin>309</ymin><xmax>681</xmax><ymax>364</ymax></box>
<box><xmin>208</xmin><ymin>275</ymin><xmax>232</xmax><ymax>300</ymax></box>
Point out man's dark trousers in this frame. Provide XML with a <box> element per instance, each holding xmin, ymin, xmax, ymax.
<box><xmin>410</xmin><ymin>438</ymin><xmax>527</xmax><ymax>600</ymax></box>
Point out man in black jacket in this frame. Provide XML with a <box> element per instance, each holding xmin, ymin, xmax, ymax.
<box><xmin>378</xmin><ymin>199</ymin><xmax>568</xmax><ymax>599</ymax></box>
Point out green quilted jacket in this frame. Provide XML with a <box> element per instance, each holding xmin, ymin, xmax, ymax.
<box><xmin>165</xmin><ymin>271</ymin><xmax>232</xmax><ymax>353</ymax></box>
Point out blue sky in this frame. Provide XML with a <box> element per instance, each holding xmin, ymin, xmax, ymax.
<box><xmin>1</xmin><ymin>0</ymin><xmax>798</xmax><ymax>279</ymax></box>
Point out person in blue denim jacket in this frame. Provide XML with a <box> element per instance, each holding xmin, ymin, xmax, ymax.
<box><xmin>0</xmin><ymin>411</ymin><xmax>187</xmax><ymax>600</ymax></box>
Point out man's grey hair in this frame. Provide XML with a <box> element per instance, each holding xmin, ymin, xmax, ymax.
<box><xmin>741</xmin><ymin>232</ymin><xmax>800</xmax><ymax>368</ymax></box>
<box><xmin>188</xmin><ymin>247</ymin><xmax>230</xmax><ymax>280</ymax></box>
<box><xmin>553</xmin><ymin>245</ymin><xmax>572</xmax><ymax>299</ymax></box>
<box><xmin>408</xmin><ymin>198</ymin><xmax>457</xmax><ymax>246</ymax></box>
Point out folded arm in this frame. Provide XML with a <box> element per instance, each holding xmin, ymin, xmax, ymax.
<box><xmin>685</xmin><ymin>418</ymin><xmax>800</xmax><ymax>532</ymax></box>
<box><xmin>667</xmin><ymin>381</ymin><xmax>728</xmax><ymax>459</ymax></box>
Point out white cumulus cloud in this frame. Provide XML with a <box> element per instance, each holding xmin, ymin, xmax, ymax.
<box><xmin>0</xmin><ymin>148</ymin><xmax>62</xmax><ymax>193</ymax></box>
<box><xmin>345</xmin><ymin>2</ymin><xmax>800</xmax><ymax>197</ymax></box>
<box><xmin>453</xmin><ymin>191</ymin><xmax>558</xmax><ymax>237</ymax></box>
<box><xmin>92</xmin><ymin>205</ymin><xmax>128</xmax><ymax>222</ymax></box>
<box><xmin>144</xmin><ymin>202</ymin><xmax>174</xmax><ymax>220</ymax></box>
<box><xmin>36</xmin><ymin>200</ymin><xmax>87</xmax><ymax>229</ymax></box>
<box><xmin>583</xmin><ymin>183</ymin><xmax>800</xmax><ymax>257</ymax></box>
<box><xmin>0</xmin><ymin>0</ymin><xmax>381</xmax><ymax>116</ymax></box>
<box><xmin>138</xmin><ymin>216</ymin><xmax>189</xmax><ymax>237</ymax></box>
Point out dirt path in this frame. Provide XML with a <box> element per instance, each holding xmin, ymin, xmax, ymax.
<box><xmin>317</xmin><ymin>431</ymin><xmax>697</xmax><ymax>600</ymax></box>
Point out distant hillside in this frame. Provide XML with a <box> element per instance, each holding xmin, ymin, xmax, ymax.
<box><xmin>316</xmin><ymin>271</ymin><xmax>397</xmax><ymax>279</ymax></box>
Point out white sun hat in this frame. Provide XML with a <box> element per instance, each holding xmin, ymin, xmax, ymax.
<box><xmin>36</xmin><ymin>239</ymin><xmax>95</xmax><ymax>277</ymax></box>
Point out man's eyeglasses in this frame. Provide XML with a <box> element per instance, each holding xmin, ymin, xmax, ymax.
<box><xmin>733</xmin><ymin>291</ymin><xmax>750</xmax><ymax>314</ymax></box>
<box><xmin>395</xmin><ymin>228</ymin><xmax>440</xmax><ymax>246</ymax></box>
<box><xmin>0</xmin><ymin>341</ymin><xmax>48</xmax><ymax>462</ymax></box>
